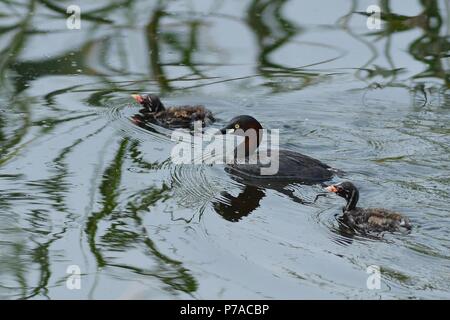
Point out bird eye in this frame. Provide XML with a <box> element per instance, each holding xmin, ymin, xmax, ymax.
<box><xmin>234</xmin><ymin>124</ymin><xmax>240</xmax><ymax>129</ymax></box>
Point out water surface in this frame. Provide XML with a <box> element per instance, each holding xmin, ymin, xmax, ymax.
<box><xmin>0</xmin><ymin>0</ymin><xmax>449</xmax><ymax>299</ymax></box>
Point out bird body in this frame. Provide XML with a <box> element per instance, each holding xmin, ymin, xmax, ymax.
<box><xmin>131</xmin><ymin>94</ymin><xmax>215</xmax><ymax>129</ymax></box>
<box><xmin>218</xmin><ymin>115</ymin><xmax>336</xmax><ymax>184</ymax></box>
<box><xmin>226</xmin><ymin>149</ymin><xmax>334</xmax><ymax>183</ymax></box>
<box><xmin>326</xmin><ymin>181</ymin><xmax>411</xmax><ymax>233</ymax></box>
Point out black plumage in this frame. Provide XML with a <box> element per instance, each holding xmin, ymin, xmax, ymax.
<box><xmin>218</xmin><ymin>115</ymin><xmax>337</xmax><ymax>184</ymax></box>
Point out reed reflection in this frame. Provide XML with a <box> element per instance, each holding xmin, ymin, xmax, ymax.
<box><xmin>352</xmin><ymin>0</ymin><xmax>449</xmax><ymax>93</ymax></box>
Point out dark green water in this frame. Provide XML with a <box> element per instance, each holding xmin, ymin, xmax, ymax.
<box><xmin>0</xmin><ymin>0</ymin><xmax>449</xmax><ymax>299</ymax></box>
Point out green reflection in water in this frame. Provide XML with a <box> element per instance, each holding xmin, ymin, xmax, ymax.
<box><xmin>86</xmin><ymin>139</ymin><xmax>197</xmax><ymax>295</ymax></box>
<box><xmin>0</xmin><ymin>0</ymin><xmax>449</xmax><ymax>299</ymax></box>
<box><xmin>356</xmin><ymin>0</ymin><xmax>449</xmax><ymax>91</ymax></box>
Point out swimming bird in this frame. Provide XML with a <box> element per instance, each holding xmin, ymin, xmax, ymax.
<box><xmin>131</xmin><ymin>94</ymin><xmax>215</xmax><ymax>129</ymax></box>
<box><xmin>217</xmin><ymin>115</ymin><xmax>337</xmax><ymax>184</ymax></box>
<box><xmin>325</xmin><ymin>181</ymin><xmax>411</xmax><ymax>233</ymax></box>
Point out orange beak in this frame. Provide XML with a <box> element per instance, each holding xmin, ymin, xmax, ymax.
<box><xmin>325</xmin><ymin>185</ymin><xmax>338</xmax><ymax>193</ymax></box>
<box><xmin>131</xmin><ymin>94</ymin><xmax>144</xmax><ymax>104</ymax></box>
